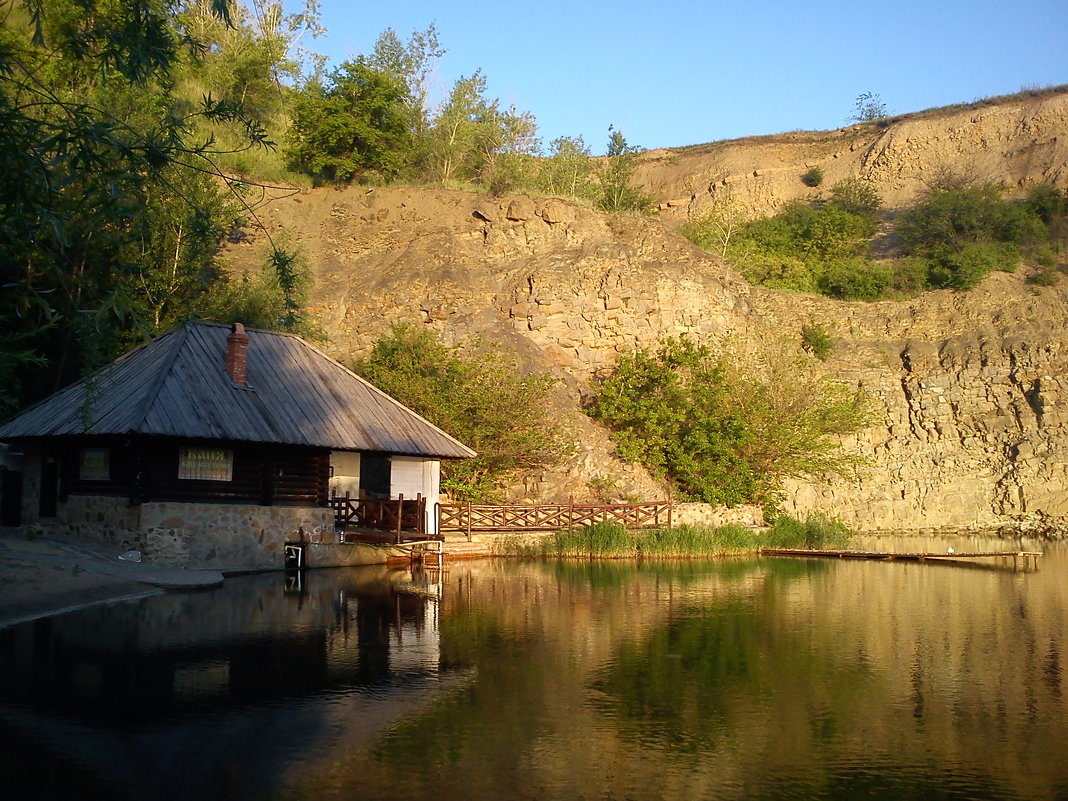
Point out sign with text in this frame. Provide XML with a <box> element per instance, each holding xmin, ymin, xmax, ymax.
<box><xmin>79</xmin><ymin>448</ymin><xmax>109</xmax><ymax>481</ymax></box>
<box><xmin>178</xmin><ymin>447</ymin><xmax>234</xmax><ymax>481</ymax></box>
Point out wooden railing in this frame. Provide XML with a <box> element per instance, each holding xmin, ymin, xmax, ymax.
<box><xmin>330</xmin><ymin>495</ymin><xmax>429</xmax><ymax>541</ymax></box>
<box><xmin>438</xmin><ymin>500</ymin><xmax>672</xmax><ymax>535</ymax></box>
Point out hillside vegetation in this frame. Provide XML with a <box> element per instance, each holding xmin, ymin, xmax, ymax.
<box><xmin>5</xmin><ymin>1</ymin><xmax>1068</xmax><ymax>521</ymax></box>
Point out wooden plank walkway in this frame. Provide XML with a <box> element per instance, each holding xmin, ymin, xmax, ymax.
<box><xmin>760</xmin><ymin>548</ymin><xmax>1043</xmax><ymax>570</ymax></box>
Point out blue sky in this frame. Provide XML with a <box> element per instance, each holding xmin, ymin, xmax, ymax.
<box><xmin>299</xmin><ymin>0</ymin><xmax>1068</xmax><ymax>154</ymax></box>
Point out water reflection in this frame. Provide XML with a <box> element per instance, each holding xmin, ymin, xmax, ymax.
<box><xmin>0</xmin><ymin>543</ymin><xmax>1066</xmax><ymax>801</ymax></box>
<box><xmin>0</xmin><ymin>565</ymin><xmax>463</xmax><ymax>800</ymax></box>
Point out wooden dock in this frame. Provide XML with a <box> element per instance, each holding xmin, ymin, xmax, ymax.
<box><xmin>760</xmin><ymin>548</ymin><xmax>1042</xmax><ymax>571</ymax></box>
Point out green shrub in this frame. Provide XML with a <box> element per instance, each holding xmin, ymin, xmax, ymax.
<box><xmin>765</xmin><ymin>514</ymin><xmax>851</xmax><ymax>549</ymax></box>
<box><xmin>1024</xmin><ymin>183</ymin><xmax>1068</xmax><ymax>223</ymax></box>
<box><xmin>354</xmin><ymin>324</ymin><xmax>571</xmax><ymax>501</ymax></box>
<box><xmin>897</xmin><ymin>182</ymin><xmax>1046</xmax><ymax>257</ymax></box>
<box><xmin>828</xmin><ymin>178</ymin><xmax>883</xmax><ymax>221</ymax></box>
<box><xmin>531</xmin><ymin>523</ymin><xmax>765</xmax><ymax>558</ymax></box>
<box><xmin>817</xmin><ymin>258</ymin><xmax>894</xmax><ymax>301</ymax></box>
<box><xmin>1029</xmin><ymin>267</ymin><xmax>1060</xmax><ymax>286</ymax></box>
<box><xmin>891</xmin><ymin>256</ymin><xmax>932</xmax><ymax>296</ymax></box>
<box><xmin>927</xmin><ymin>242</ymin><xmax>1019</xmax><ymax>290</ymax></box>
<box><xmin>499</xmin><ymin>515</ymin><xmax>853</xmax><ymax>559</ymax></box>
<box><xmin>801</xmin><ymin>166</ymin><xmax>824</xmax><ymax>187</ymax></box>
<box><xmin>589</xmin><ymin>336</ymin><xmax>871</xmax><ymax>507</ymax></box>
<box><xmin>801</xmin><ymin>322</ymin><xmax>834</xmax><ymax>360</ymax></box>
<box><xmin>718</xmin><ymin>199</ymin><xmax>881</xmax><ymax>298</ymax></box>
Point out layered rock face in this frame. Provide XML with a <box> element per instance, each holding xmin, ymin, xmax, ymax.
<box><xmin>225</xmin><ymin>91</ymin><xmax>1068</xmax><ymax>534</ymax></box>
<box><xmin>763</xmin><ymin>277</ymin><xmax>1068</xmax><ymax>534</ymax></box>
<box><xmin>640</xmin><ymin>89</ymin><xmax>1068</xmax><ymax>223</ymax></box>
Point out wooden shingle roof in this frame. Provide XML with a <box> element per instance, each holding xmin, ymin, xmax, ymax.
<box><xmin>0</xmin><ymin>322</ymin><xmax>476</xmax><ymax>459</ymax></box>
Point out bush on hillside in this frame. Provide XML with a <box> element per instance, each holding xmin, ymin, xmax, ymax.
<box><xmin>354</xmin><ymin>324</ymin><xmax>572</xmax><ymax>501</ymax></box>
<box><xmin>817</xmin><ymin>258</ymin><xmax>893</xmax><ymax>301</ymax></box>
<box><xmin>827</xmin><ymin>178</ymin><xmax>883</xmax><ymax>221</ymax></box>
<box><xmin>925</xmin><ymin>241</ymin><xmax>1020</xmax><ymax>290</ymax></box>
<box><xmin>588</xmin><ymin>336</ymin><xmax>871</xmax><ymax>507</ymax></box>
<box><xmin>801</xmin><ymin>166</ymin><xmax>824</xmax><ymax>187</ymax></box>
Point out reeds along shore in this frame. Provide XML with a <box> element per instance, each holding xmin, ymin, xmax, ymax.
<box><xmin>497</xmin><ymin>516</ymin><xmax>851</xmax><ymax>559</ymax></box>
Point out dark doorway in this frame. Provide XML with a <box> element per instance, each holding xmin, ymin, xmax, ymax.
<box><xmin>39</xmin><ymin>452</ymin><xmax>59</xmax><ymax>518</ymax></box>
<box><xmin>359</xmin><ymin>454</ymin><xmax>391</xmax><ymax>499</ymax></box>
<box><xmin>0</xmin><ymin>467</ymin><xmax>21</xmax><ymax>525</ymax></box>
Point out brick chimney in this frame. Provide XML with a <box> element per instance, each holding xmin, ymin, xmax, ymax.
<box><xmin>226</xmin><ymin>323</ymin><xmax>250</xmax><ymax>386</ymax></box>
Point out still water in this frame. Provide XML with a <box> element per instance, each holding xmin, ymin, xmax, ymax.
<box><xmin>1</xmin><ymin>537</ymin><xmax>1066</xmax><ymax>801</ymax></box>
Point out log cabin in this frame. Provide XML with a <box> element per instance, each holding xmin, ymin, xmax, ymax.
<box><xmin>0</xmin><ymin>322</ymin><xmax>475</xmax><ymax>569</ymax></box>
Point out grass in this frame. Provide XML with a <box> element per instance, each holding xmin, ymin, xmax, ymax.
<box><xmin>499</xmin><ymin>515</ymin><xmax>851</xmax><ymax>559</ymax></box>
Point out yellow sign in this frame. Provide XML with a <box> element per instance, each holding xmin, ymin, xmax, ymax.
<box><xmin>79</xmin><ymin>448</ymin><xmax>109</xmax><ymax>481</ymax></box>
<box><xmin>178</xmin><ymin>447</ymin><xmax>233</xmax><ymax>481</ymax></box>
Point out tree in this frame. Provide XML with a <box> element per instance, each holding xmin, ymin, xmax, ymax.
<box><xmin>0</xmin><ymin>0</ymin><xmax>292</xmax><ymax>415</ymax></box>
<box><xmin>425</xmin><ymin>70</ymin><xmax>538</xmax><ymax>186</ymax></box>
<box><xmin>597</xmin><ymin>127</ymin><xmax>652</xmax><ymax>213</ymax></box>
<box><xmin>367</xmin><ymin>23</ymin><xmax>444</xmax><ymax>138</ymax></box>
<box><xmin>681</xmin><ymin>188</ymin><xmax>747</xmax><ymax>258</ymax></box>
<box><xmin>355</xmin><ymin>325</ymin><xmax>570</xmax><ymax>501</ymax></box>
<box><xmin>538</xmin><ymin>135</ymin><xmax>597</xmax><ymax>200</ymax></box>
<box><xmin>285</xmin><ymin>58</ymin><xmax>412</xmax><ymax>182</ymax></box>
<box><xmin>849</xmin><ymin>91</ymin><xmax>887</xmax><ymax>123</ymax></box>
<box><xmin>590</xmin><ymin>337</ymin><xmax>871</xmax><ymax>506</ymax></box>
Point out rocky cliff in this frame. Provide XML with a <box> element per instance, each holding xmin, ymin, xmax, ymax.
<box><xmin>225</xmin><ymin>89</ymin><xmax>1068</xmax><ymax>535</ymax></box>
<box><xmin>641</xmin><ymin>88</ymin><xmax>1068</xmax><ymax>224</ymax></box>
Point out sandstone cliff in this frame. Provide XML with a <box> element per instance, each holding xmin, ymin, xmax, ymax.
<box><xmin>641</xmin><ymin>88</ymin><xmax>1068</xmax><ymax>224</ymax></box>
<box><xmin>225</xmin><ymin>89</ymin><xmax>1068</xmax><ymax>535</ymax></box>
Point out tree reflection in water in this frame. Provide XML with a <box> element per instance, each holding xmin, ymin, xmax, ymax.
<box><xmin>0</xmin><ymin>546</ymin><xmax>1065</xmax><ymax>801</ymax></box>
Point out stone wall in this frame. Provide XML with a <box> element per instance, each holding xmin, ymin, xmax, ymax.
<box><xmin>672</xmin><ymin>503</ymin><xmax>764</xmax><ymax>528</ymax></box>
<box><xmin>26</xmin><ymin>494</ymin><xmax>337</xmax><ymax>570</ymax></box>
<box><xmin>138</xmin><ymin>501</ymin><xmax>335</xmax><ymax>570</ymax></box>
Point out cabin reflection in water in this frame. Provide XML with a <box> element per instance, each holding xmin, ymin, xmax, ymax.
<box><xmin>0</xmin><ymin>566</ymin><xmax>466</xmax><ymax>800</ymax></box>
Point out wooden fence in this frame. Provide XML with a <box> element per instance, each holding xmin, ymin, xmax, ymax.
<box><xmin>330</xmin><ymin>495</ymin><xmax>428</xmax><ymax>541</ymax></box>
<box><xmin>438</xmin><ymin>500</ymin><xmax>672</xmax><ymax>535</ymax></box>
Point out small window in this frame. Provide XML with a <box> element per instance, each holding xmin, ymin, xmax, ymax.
<box><xmin>79</xmin><ymin>448</ymin><xmax>110</xmax><ymax>481</ymax></box>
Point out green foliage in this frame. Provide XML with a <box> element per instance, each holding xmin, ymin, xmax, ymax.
<box><xmin>173</xmin><ymin>1</ymin><xmax>324</xmax><ymax>179</ymax></box>
<box><xmin>926</xmin><ymin>241</ymin><xmax>1019</xmax><ymax>290</ymax></box>
<box><xmin>367</xmin><ymin>23</ymin><xmax>444</xmax><ymax>138</ymax></box>
<box><xmin>680</xmin><ymin>190</ymin><xmax>746</xmax><ymax>258</ymax></box>
<box><xmin>424</xmin><ymin>70</ymin><xmax>538</xmax><ymax>187</ymax></box>
<box><xmin>827</xmin><ymin>178</ymin><xmax>882</xmax><ymax>221</ymax></box>
<box><xmin>502</xmin><ymin>514</ymin><xmax>852</xmax><ymax>558</ymax></box>
<box><xmin>589</xmin><ymin>337</ymin><xmax>871</xmax><ymax>507</ymax></box>
<box><xmin>1024</xmin><ymin>183</ymin><xmax>1068</xmax><ymax>223</ymax></box>
<box><xmin>764</xmin><ymin>514</ymin><xmax>851</xmax><ymax>549</ymax></box>
<box><xmin>596</xmin><ymin>127</ymin><xmax>653</xmax><ymax>213</ymax></box>
<box><xmin>354</xmin><ymin>324</ymin><xmax>571</xmax><ymax>501</ymax></box>
<box><xmin>201</xmin><ymin>240</ymin><xmax>321</xmax><ymax>338</ymax></box>
<box><xmin>1029</xmin><ymin>266</ymin><xmax>1060</xmax><ymax>287</ymax></box>
<box><xmin>0</xmin><ymin>0</ymin><xmax>277</xmax><ymax>415</ymax></box>
<box><xmin>801</xmin><ymin>166</ymin><xmax>824</xmax><ymax>187</ymax></box>
<box><xmin>817</xmin><ymin>258</ymin><xmax>893</xmax><ymax>300</ymax></box>
<box><xmin>285</xmin><ymin>58</ymin><xmax>412</xmax><ymax>182</ymax></box>
<box><xmin>801</xmin><ymin>322</ymin><xmax>834</xmax><ymax>361</ymax></box>
<box><xmin>850</xmin><ymin>91</ymin><xmax>887</xmax><ymax>123</ymax></box>
<box><xmin>717</xmin><ymin>198</ymin><xmax>881</xmax><ymax>294</ymax></box>
<box><xmin>897</xmin><ymin>182</ymin><xmax>1045</xmax><ymax>256</ymax></box>
<box><xmin>538</xmin><ymin>135</ymin><xmax>598</xmax><ymax>200</ymax></box>
<box><xmin>896</xmin><ymin>181</ymin><xmax>1049</xmax><ymax>290</ymax></box>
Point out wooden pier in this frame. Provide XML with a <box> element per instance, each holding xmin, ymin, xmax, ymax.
<box><xmin>760</xmin><ymin>548</ymin><xmax>1042</xmax><ymax>571</ymax></box>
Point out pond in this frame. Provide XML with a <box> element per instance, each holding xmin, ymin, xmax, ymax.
<box><xmin>1</xmin><ymin>536</ymin><xmax>1066</xmax><ymax>801</ymax></box>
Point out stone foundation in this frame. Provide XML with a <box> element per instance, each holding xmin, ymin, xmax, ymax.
<box><xmin>28</xmin><ymin>495</ymin><xmax>336</xmax><ymax>571</ymax></box>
